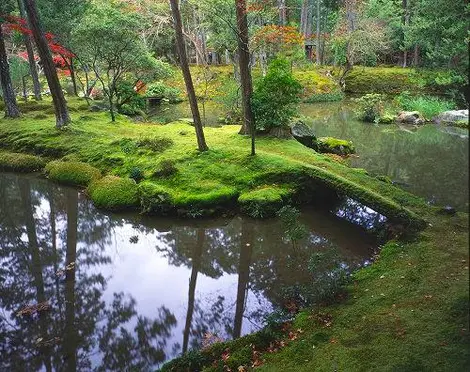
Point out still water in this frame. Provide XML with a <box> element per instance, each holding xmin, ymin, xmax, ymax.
<box><xmin>0</xmin><ymin>173</ymin><xmax>379</xmax><ymax>370</ymax></box>
<box><xmin>150</xmin><ymin>100</ymin><xmax>469</xmax><ymax>210</ymax></box>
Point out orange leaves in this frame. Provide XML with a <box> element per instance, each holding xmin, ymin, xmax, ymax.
<box><xmin>252</xmin><ymin>25</ymin><xmax>304</xmax><ymax>48</ymax></box>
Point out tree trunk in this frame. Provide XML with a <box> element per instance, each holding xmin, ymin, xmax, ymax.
<box><xmin>413</xmin><ymin>44</ymin><xmax>419</xmax><ymax>66</ymax></box>
<box><xmin>18</xmin><ymin>0</ymin><xmax>41</xmax><ymax>100</ymax></box>
<box><xmin>278</xmin><ymin>0</ymin><xmax>287</xmax><ymax>26</ymax></box>
<box><xmin>402</xmin><ymin>0</ymin><xmax>409</xmax><ymax>67</ymax></box>
<box><xmin>233</xmin><ymin>221</ymin><xmax>253</xmax><ymax>339</ymax></box>
<box><xmin>235</xmin><ymin>0</ymin><xmax>256</xmax><ymax>156</ymax></box>
<box><xmin>24</xmin><ymin>0</ymin><xmax>71</xmax><ymax>128</ymax></box>
<box><xmin>315</xmin><ymin>0</ymin><xmax>321</xmax><ymax>65</ymax></box>
<box><xmin>182</xmin><ymin>228</ymin><xmax>204</xmax><ymax>353</ymax></box>
<box><xmin>170</xmin><ymin>0</ymin><xmax>208</xmax><ymax>152</ymax></box>
<box><xmin>0</xmin><ymin>25</ymin><xmax>21</xmax><ymax>118</ymax></box>
<box><xmin>64</xmin><ymin>188</ymin><xmax>78</xmax><ymax>372</ymax></box>
<box><xmin>69</xmin><ymin>58</ymin><xmax>78</xmax><ymax>96</ymax></box>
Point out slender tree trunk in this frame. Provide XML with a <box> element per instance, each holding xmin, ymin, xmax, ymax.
<box><xmin>233</xmin><ymin>221</ymin><xmax>253</xmax><ymax>339</ymax></box>
<box><xmin>19</xmin><ymin>180</ymin><xmax>52</xmax><ymax>372</ymax></box>
<box><xmin>235</xmin><ymin>0</ymin><xmax>256</xmax><ymax>156</ymax></box>
<box><xmin>402</xmin><ymin>0</ymin><xmax>409</xmax><ymax>67</ymax></box>
<box><xmin>182</xmin><ymin>228</ymin><xmax>204</xmax><ymax>353</ymax></box>
<box><xmin>315</xmin><ymin>0</ymin><xmax>321</xmax><ymax>65</ymax></box>
<box><xmin>170</xmin><ymin>0</ymin><xmax>208</xmax><ymax>152</ymax></box>
<box><xmin>278</xmin><ymin>0</ymin><xmax>287</xmax><ymax>26</ymax></box>
<box><xmin>69</xmin><ymin>58</ymin><xmax>78</xmax><ymax>96</ymax></box>
<box><xmin>24</xmin><ymin>0</ymin><xmax>71</xmax><ymax>128</ymax></box>
<box><xmin>413</xmin><ymin>44</ymin><xmax>419</xmax><ymax>66</ymax></box>
<box><xmin>0</xmin><ymin>24</ymin><xmax>21</xmax><ymax>118</ymax></box>
<box><xmin>64</xmin><ymin>188</ymin><xmax>78</xmax><ymax>372</ymax></box>
<box><xmin>18</xmin><ymin>0</ymin><xmax>41</xmax><ymax>100</ymax></box>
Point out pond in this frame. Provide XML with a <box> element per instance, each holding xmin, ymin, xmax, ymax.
<box><xmin>149</xmin><ymin>100</ymin><xmax>469</xmax><ymax>210</ymax></box>
<box><xmin>0</xmin><ymin>173</ymin><xmax>381</xmax><ymax>371</ymax></box>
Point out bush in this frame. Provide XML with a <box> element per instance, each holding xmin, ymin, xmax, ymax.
<box><xmin>238</xmin><ymin>186</ymin><xmax>292</xmax><ymax>218</ymax></box>
<box><xmin>129</xmin><ymin>166</ymin><xmax>144</xmax><ymax>183</ymax></box>
<box><xmin>116</xmin><ymin>81</ymin><xmax>146</xmax><ymax>116</ymax></box>
<box><xmin>252</xmin><ymin>58</ymin><xmax>302</xmax><ymax>131</ymax></box>
<box><xmin>45</xmin><ymin>161</ymin><xmax>101</xmax><ymax>186</ymax></box>
<box><xmin>88</xmin><ymin>176</ymin><xmax>139</xmax><ymax>210</ymax></box>
<box><xmin>395</xmin><ymin>92</ymin><xmax>456</xmax><ymax>120</ymax></box>
<box><xmin>353</xmin><ymin>93</ymin><xmax>384</xmax><ymax>123</ymax></box>
<box><xmin>146</xmin><ymin>82</ymin><xmax>182</xmax><ymax>103</ymax></box>
<box><xmin>0</xmin><ymin>152</ymin><xmax>45</xmax><ymax>172</ymax></box>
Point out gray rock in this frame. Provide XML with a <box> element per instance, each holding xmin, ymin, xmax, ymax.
<box><xmin>290</xmin><ymin>120</ymin><xmax>316</xmax><ymax>147</ymax></box>
<box><xmin>433</xmin><ymin>110</ymin><xmax>468</xmax><ymax>125</ymax></box>
<box><xmin>397</xmin><ymin>111</ymin><xmax>425</xmax><ymax>125</ymax></box>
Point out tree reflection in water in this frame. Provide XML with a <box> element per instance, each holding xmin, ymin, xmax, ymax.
<box><xmin>0</xmin><ymin>173</ymin><xmax>379</xmax><ymax>368</ymax></box>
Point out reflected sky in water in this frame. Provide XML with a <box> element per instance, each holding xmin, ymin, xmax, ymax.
<box><xmin>0</xmin><ymin>173</ymin><xmax>379</xmax><ymax>370</ymax></box>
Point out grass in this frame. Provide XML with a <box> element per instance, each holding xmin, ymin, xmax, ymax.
<box><xmin>0</xmin><ymin>96</ymin><xmax>428</xmax><ymax>224</ymax></box>
<box><xmin>395</xmin><ymin>93</ymin><xmax>456</xmax><ymax>120</ymax></box>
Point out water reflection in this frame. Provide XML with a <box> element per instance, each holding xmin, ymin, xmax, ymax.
<box><xmin>0</xmin><ymin>173</ymin><xmax>378</xmax><ymax>369</ymax></box>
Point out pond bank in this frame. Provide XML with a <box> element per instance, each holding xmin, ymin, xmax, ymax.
<box><xmin>0</xmin><ymin>98</ymin><xmax>426</xmax><ymax>229</ymax></box>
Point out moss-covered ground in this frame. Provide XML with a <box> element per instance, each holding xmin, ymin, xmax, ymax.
<box><xmin>0</xmin><ymin>91</ymin><xmax>467</xmax><ymax>371</ymax></box>
<box><xmin>0</xmin><ymin>97</ymin><xmax>426</xmax><ymax>226</ymax></box>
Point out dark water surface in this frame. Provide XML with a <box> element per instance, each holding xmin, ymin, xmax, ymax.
<box><xmin>0</xmin><ymin>173</ymin><xmax>379</xmax><ymax>371</ymax></box>
<box><xmin>150</xmin><ymin>100</ymin><xmax>469</xmax><ymax>210</ymax></box>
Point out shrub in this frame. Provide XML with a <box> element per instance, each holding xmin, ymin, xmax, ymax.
<box><xmin>88</xmin><ymin>176</ymin><xmax>139</xmax><ymax>210</ymax></box>
<box><xmin>238</xmin><ymin>186</ymin><xmax>292</xmax><ymax>218</ymax></box>
<box><xmin>116</xmin><ymin>81</ymin><xmax>146</xmax><ymax>116</ymax></box>
<box><xmin>395</xmin><ymin>92</ymin><xmax>456</xmax><ymax>120</ymax></box>
<box><xmin>0</xmin><ymin>152</ymin><xmax>45</xmax><ymax>172</ymax></box>
<box><xmin>353</xmin><ymin>93</ymin><xmax>384</xmax><ymax>122</ymax></box>
<box><xmin>146</xmin><ymin>82</ymin><xmax>182</xmax><ymax>103</ymax></box>
<box><xmin>45</xmin><ymin>161</ymin><xmax>101</xmax><ymax>186</ymax></box>
<box><xmin>252</xmin><ymin>58</ymin><xmax>302</xmax><ymax>131</ymax></box>
<box><xmin>129</xmin><ymin>166</ymin><xmax>144</xmax><ymax>183</ymax></box>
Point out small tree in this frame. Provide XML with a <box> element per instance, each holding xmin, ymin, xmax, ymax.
<box><xmin>251</xmin><ymin>58</ymin><xmax>302</xmax><ymax>137</ymax></box>
<box><xmin>73</xmin><ymin>0</ymin><xmax>171</xmax><ymax>122</ymax></box>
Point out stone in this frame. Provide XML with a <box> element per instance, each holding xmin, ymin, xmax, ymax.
<box><xmin>290</xmin><ymin>119</ymin><xmax>316</xmax><ymax>147</ymax></box>
<box><xmin>397</xmin><ymin>111</ymin><xmax>425</xmax><ymax>125</ymax></box>
<box><xmin>433</xmin><ymin>110</ymin><xmax>469</xmax><ymax>125</ymax></box>
<box><xmin>317</xmin><ymin>137</ymin><xmax>355</xmax><ymax>156</ymax></box>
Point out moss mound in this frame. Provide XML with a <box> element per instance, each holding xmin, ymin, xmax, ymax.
<box><xmin>88</xmin><ymin>176</ymin><xmax>139</xmax><ymax>210</ymax></box>
<box><xmin>238</xmin><ymin>186</ymin><xmax>292</xmax><ymax>218</ymax></box>
<box><xmin>139</xmin><ymin>181</ymin><xmax>173</xmax><ymax>214</ymax></box>
<box><xmin>45</xmin><ymin>161</ymin><xmax>102</xmax><ymax>186</ymax></box>
<box><xmin>0</xmin><ymin>151</ymin><xmax>45</xmax><ymax>172</ymax></box>
<box><xmin>317</xmin><ymin>137</ymin><xmax>355</xmax><ymax>156</ymax></box>
<box><xmin>345</xmin><ymin>67</ymin><xmax>414</xmax><ymax>94</ymax></box>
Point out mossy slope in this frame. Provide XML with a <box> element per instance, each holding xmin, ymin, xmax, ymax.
<box><xmin>0</xmin><ymin>97</ymin><xmax>426</xmax><ymax>225</ymax></box>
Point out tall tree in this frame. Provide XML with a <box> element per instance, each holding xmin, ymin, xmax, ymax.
<box><xmin>235</xmin><ymin>0</ymin><xmax>255</xmax><ymax>156</ymax></box>
<box><xmin>170</xmin><ymin>0</ymin><xmax>208</xmax><ymax>152</ymax></box>
<box><xmin>0</xmin><ymin>1</ymin><xmax>21</xmax><ymax>118</ymax></box>
<box><xmin>17</xmin><ymin>0</ymin><xmax>41</xmax><ymax>100</ymax></box>
<box><xmin>23</xmin><ymin>0</ymin><xmax>70</xmax><ymax>128</ymax></box>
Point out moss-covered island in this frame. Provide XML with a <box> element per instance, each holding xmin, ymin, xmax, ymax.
<box><xmin>0</xmin><ymin>96</ymin><xmax>468</xmax><ymax>371</ymax></box>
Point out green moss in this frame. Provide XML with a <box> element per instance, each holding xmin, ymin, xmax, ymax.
<box><xmin>45</xmin><ymin>160</ymin><xmax>102</xmax><ymax>186</ymax></box>
<box><xmin>88</xmin><ymin>176</ymin><xmax>139</xmax><ymax>210</ymax></box>
<box><xmin>238</xmin><ymin>186</ymin><xmax>292</xmax><ymax>218</ymax></box>
<box><xmin>139</xmin><ymin>181</ymin><xmax>173</xmax><ymax>214</ymax></box>
<box><xmin>450</xmin><ymin>120</ymin><xmax>469</xmax><ymax>129</ymax></box>
<box><xmin>317</xmin><ymin>137</ymin><xmax>355</xmax><ymax>156</ymax></box>
<box><xmin>0</xmin><ymin>151</ymin><xmax>46</xmax><ymax>172</ymax></box>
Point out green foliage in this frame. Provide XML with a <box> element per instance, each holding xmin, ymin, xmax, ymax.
<box><xmin>45</xmin><ymin>161</ymin><xmax>101</xmax><ymax>186</ymax></box>
<box><xmin>129</xmin><ymin>166</ymin><xmax>144</xmax><ymax>183</ymax></box>
<box><xmin>116</xmin><ymin>82</ymin><xmax>146</xmax><ymax>116</ymax></box>
<box><xmin>88</xmin><ymin>176</ymin><xmax>139</xmax><ymax>210</ymax></box>
<box><xmin>136</xmin><ymin>137</ymin><xmax>174</xmax><ymax>153</ymax></box>
<box><xmin>138</xmin><ymin>181</ymin><xmax>173</xmax><ymax>214</ymax></box>
<box><xmin>145</xmin><ymin>82</ymin><xmax>182</xmax><ymax>103</ymax></box>
<box><xmin>395</xmin><ymin>92</ymin><xmax>456</xmax><ymax>120</ymax></box>
<box><xmin>238</xmin><ymin>186</ymin><xmax>292</xmax><ymax>218</ymax></box>
<box><xmin>0</xmin><ymin>152</ymin><xmax>45</xmax><ymax>172</ymax></box>
<box><xmin>252</xmin><ymin>59</ymin><xmax>302</xmax><ymax>131</ymax></box>
<box><xmin>353</xmin><ymin>93</ymin><xmax>385</xmax><ymax>123</ymax></box>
